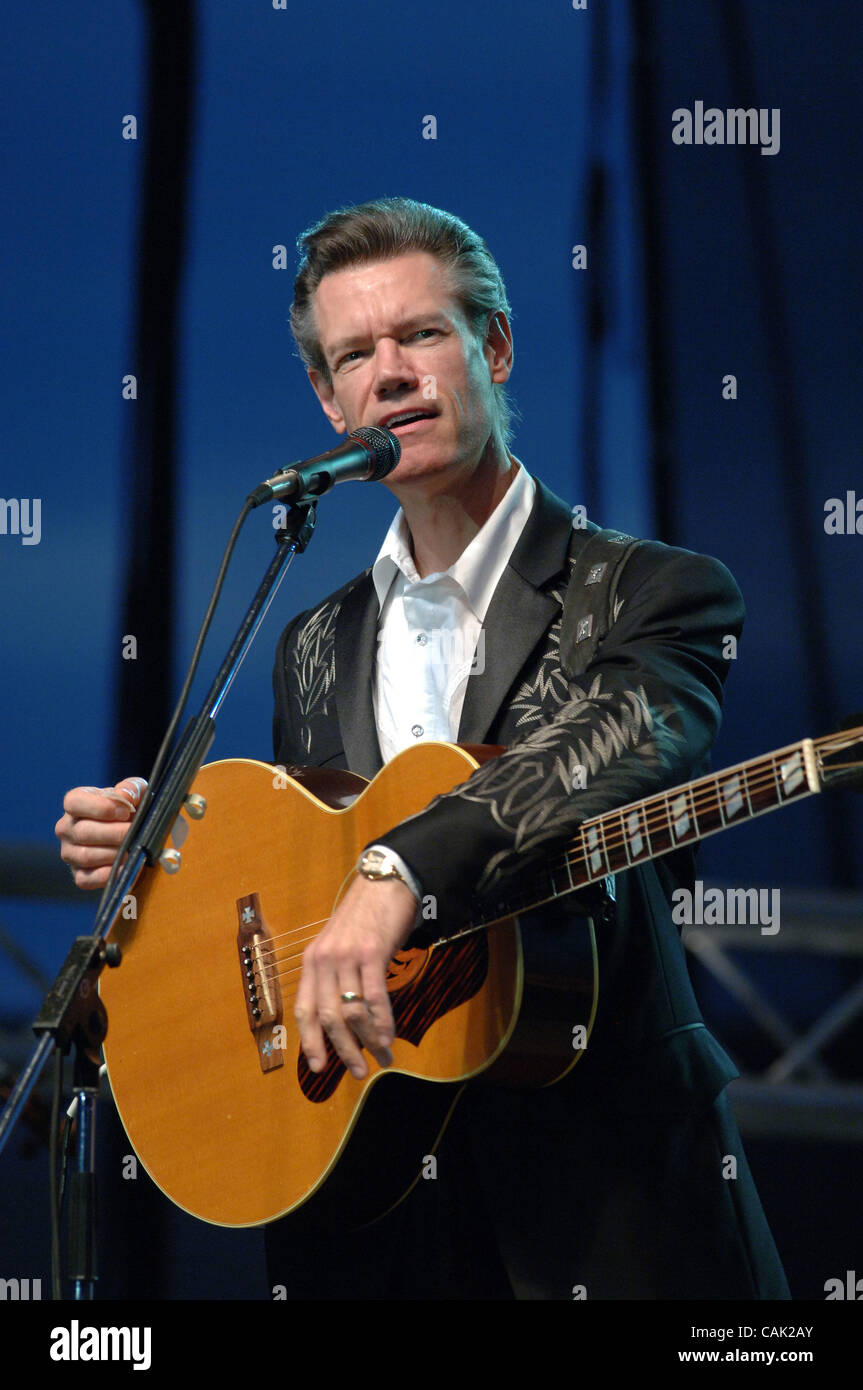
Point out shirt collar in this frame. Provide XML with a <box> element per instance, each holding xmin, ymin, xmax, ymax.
<box><xmin>371</xmin><ymin>462</ymin><xmax>535</xmax><ymax>619</ymax></box>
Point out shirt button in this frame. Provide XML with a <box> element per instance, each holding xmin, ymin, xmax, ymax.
<box><xmin>411</xmin><ymin>724</ymin><xmax>424</xmax><ymax>738</ymax></box>
<box><xmin>416</xmin><ymin>633</ymin><xmax>428</xmax><ymax>646</ymax></box>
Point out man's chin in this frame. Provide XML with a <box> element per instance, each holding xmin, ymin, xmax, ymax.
<box><xmin>383</xmin><ymin>450</ymin><xmax>462</xmax><ymax>491</ymax></box>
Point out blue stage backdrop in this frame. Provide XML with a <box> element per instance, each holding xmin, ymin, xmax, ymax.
<box><xmin>0</xmin><ymin>0</ymin><xmax>860</xmax><ymax>1300</ymax></box>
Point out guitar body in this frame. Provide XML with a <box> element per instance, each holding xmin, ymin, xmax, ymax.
<box><xmin>100</xmin><ymin>743</ymin><xmax>597</xmax><ymax>1229</ymax></box>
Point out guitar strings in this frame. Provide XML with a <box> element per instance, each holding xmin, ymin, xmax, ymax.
<box><xmin>241</xmin><ymin>758</ymin><xmax>805</xmax><ymax>997</ymax></box>
<box><xmin>211</xmin><ymin>734</ymin><xmax>861</xmax><ymax>1035</ymax></box>
<box><xmin>196</xmin><ymin>729</ymin><xmax>859</xmax><ymax>992</ymax></box>
<box><xmin>255</xmin><ymin>736</ymin><xmax>837</xmax><ymax>968</ymax></box>
<box><xmin>249</xmin><ymin>757</ymin><xmax>801</xmax><ymax>978</ymax></box>
<box><xmin>250</xmin><ymin>756</ymin><xmax>786</xmax><ymax>959</ymax></box>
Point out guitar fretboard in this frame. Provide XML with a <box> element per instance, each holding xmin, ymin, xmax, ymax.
<box><xmin>459</xmin><ymin>738</ymin><xmax>820</xmax><ymax>936</ymax></box>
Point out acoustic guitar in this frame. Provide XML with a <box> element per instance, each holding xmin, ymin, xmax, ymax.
<box><xmin>99</xmin><ymin>725</ymin><xmax>861</xmax><ymax>1230</ymax></box>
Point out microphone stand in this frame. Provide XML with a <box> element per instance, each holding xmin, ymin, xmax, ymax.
<box><xmin>0</xmin><ymin>501</ymin><xmax>317</xmax><ymax>1299</ymax></box>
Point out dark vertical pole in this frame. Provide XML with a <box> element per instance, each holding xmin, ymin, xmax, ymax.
<box><xmin>578</xmin><ymin>4</ymin><xmax>609</xmax><ymax>523</ymax></box>
<box><xmin>715</xmin><ymin>0</ymin><xmax>849</xmax><ymax>885</ymax></box>
<box><xmin>109</xmin><ymin>0</ymin><xmax>197</xmax><ymax>1298</ymax></box>
<box><xmin>112</xmin><ymin>0</ymin><xmax>197</xmax><ymax>778</ymax></box>
<box><xmin>629</xmin><ymin>0</ymin><xmax>677</xmax><ymax>544</ymax></box>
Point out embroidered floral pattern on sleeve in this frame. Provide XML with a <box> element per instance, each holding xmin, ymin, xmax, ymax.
<box><xmin>433</xmin><ymin>674</ymin><xmax>686</xmax><ymax>893</ymax></box>
<box><xmin>291</xmin><ymin>598</ymin><xmax>340</xmax><ymax>755</ymax></box>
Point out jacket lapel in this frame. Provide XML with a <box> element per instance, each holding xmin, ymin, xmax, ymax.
<box><xmin>457</xmin><ymin>480</ymin><xmax>576</xmax><ymax>744</ymax></box>
<box><xmin>333</xmin><ymin>478</ymin><xmax>577</xmax><ymax>767</ymax></box>
<box><xmin>333</xmin><ymin>573</ymin><xmax>384</xmax><ymax>779</ymax></box>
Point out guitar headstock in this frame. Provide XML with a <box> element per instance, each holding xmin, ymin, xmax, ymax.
<box><xmin>816</xmin><ymin>715</ymin><xmax>863</xmax><ymax>791</ymax></box>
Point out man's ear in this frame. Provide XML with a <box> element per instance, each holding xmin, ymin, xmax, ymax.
<box><xmin>307</xmin><ymin>368</ymin><xmax>348</xmax><ymax>434</ymax></box>
<box><xmin>484</xmin><ymin>311</ymin><xmax>514</xmax><ymax>385</ymax></box>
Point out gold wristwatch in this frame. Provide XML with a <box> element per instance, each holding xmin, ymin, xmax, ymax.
<box><xmin>357</xmin><ymin>845</ymin><xmax>421</xmax><ymax>902</ymax></box>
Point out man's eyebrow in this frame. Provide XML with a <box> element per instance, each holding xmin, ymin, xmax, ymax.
<box><xmin>326</xmin><ymin>313</ymin><xmax>452</xmax><ymax>360</ymax></box>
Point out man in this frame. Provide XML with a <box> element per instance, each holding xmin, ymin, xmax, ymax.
<box><xmin>57</xmin><ymin>197</ymin><xmax>788</xmax><ymax>1300</ymax></box>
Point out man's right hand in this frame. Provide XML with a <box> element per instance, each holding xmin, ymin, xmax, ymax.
<box><xmin>55</xmin><ymin>778</ymin><xmax>147</xmax><ymax>890</ymax></box>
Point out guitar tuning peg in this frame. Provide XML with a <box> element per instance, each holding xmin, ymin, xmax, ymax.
<box><xmin>184</xmin><ymin>793</ymin><xmax>207</xmax><ymax>819</ymax></box>
<box><xmin>159</xmin><ymin>848</ymin><xmax>182</xmax><ymax>874</ymax></box>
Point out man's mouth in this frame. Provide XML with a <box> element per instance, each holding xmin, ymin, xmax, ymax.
<box><xmin>380</xmin><ymin>411</ymin><xmax>437</xmax><ymax>433</ymax></box>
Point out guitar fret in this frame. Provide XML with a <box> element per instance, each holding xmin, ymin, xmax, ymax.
<box><xmin>640</xmin><ymin>804</ymin><xmax>653</xmax><ymax>857</ymax></box>
<box><xmin>463</xmin><ymin>738</ymin><xmax>823</xmax><ymax>944</ymax></box>
<box><xmin>688</xmin><ymin>783</ymin><xmax>701</xmax><ymax>839</ymax></box>
<box><xmin>621</xmin><ymin>803</ymin><xmax>651</xmax><ymax>865</ymax></box>
<box><xmin>691</xmin><ymin>774</ymin><xmax>724</xmax><ymax>837</ymax></box>
<box><xmin>778</xmin><ymin>746</ymin><xmax>809</xmax><ymax>801</ymax></box>
<box><xmin>746</xmin><ymin>757</ymin><xmax>780</xmax><ymax>816</ymax></box>
<box><xmin>717</xmin><ymin>770</ymin><xmax>747</xmax><ymax>826</ymax></box>
<box><xmin>581</xmin><ymin>820</ymin><xmax>608</xmax><ymax>881</ymax></box>
<box><xmin>598</xmin><ymin>814</ymin><xmax>615</xmax><ymax>873</ymax></box>
<box><xmin>568</xmin><ymin>842</ymin><xmax>589</xmax><ymax>890</ymax></box>
<box><xmin>668</xmin><ymin>784</ymin><xmax>696</xmax><ymax>845</ymax></box>
<box><xmin>644</xmin><ymin>793</ymin><xmax>674</xmax><ymax>858</ymax></box>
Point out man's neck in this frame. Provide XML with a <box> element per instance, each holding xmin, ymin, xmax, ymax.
<box><xmin>392</xmin><ymin>445</ymin><xmax>519</xmax><ymax>577</ymax></box>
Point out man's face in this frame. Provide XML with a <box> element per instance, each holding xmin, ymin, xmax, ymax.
<box><xmin>307</xmin><ymin>251</ymin><xmax>513</xmax><ymax>493</ymax></box>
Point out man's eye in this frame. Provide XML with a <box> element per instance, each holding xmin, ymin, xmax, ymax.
<box><xmin>337</xmin><ymin>350</ymin><xmax>364</xmax><ymax>368</ymax></box>
<box><xmin>409</xmin><ymin>329</ymin><xmax>438</xmax><ymax>342</ymax></box>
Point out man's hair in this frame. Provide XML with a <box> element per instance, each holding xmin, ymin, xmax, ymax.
<box><xmin>289</xmin><ymin>197</ymin><xmax>517</xmax><ymax>446</ymax></box>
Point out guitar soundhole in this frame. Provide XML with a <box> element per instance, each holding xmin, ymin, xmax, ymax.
<box><xmin>297</xmin><ymin>934</ymin><xmax>489</xmax><ymax>1102</ymax></box>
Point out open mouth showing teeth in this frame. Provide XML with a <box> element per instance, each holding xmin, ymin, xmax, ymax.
<box><xmin>384</xmin><ymin>413</ymin><xmax>436</xmax><ymax>430</ymax></box>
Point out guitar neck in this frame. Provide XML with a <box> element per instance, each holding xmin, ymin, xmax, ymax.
<box><xmin>452</xmin><ymin>736</ymin><xmax>827</xmax><ymax>939</ymax></box>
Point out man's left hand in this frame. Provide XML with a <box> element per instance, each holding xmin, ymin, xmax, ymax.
<box><xmin>294</xmin><ymin>874</ymin><xmax>418</xmax><ymax>1080</ymax></box>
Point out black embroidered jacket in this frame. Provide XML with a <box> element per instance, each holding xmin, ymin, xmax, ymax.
<box><xmin>272</xmin><ymin>479</ymin><xmax>745</xmax><ymax>1112</ymax></box>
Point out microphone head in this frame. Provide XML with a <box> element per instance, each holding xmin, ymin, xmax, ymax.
<box><xmin>349</xmin><ymin>426</ymin><xmax>402</xmax><ymax>480</ymax></box>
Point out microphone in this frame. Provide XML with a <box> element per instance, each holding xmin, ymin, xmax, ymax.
<box><xmin>248</xmin><ymin>427</ymin><xmax>401</xmax><ymax>508</ymax></box>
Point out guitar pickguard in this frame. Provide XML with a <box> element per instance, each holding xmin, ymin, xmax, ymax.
<box><xmin>297</xmin><ymin>934</ymin><xmax>489</xmax><ymax>1102</ymax></box>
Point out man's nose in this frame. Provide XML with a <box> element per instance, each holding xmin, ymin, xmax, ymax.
<box><xmin>373</xmin><ymin>338</ymin><xmax>418</xmax><ymax>393</ymax></box>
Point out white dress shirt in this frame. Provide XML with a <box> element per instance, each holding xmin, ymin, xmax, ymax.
<box><xmin>370</xmin><ymin>462</ymin><xmax>536</xmax><ymax>765</ymax></box>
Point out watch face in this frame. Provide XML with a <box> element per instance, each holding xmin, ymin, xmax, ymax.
<box><xmin>361</xmin><ymin>850</ymin><xmax>397</xmax><ymax>879</ymax></box>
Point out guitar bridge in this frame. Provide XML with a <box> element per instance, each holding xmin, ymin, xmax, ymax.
<box><xmin>237</xmin><ymin>892</ymin><xmax>285</xmax><ymax>1074</ymax></box>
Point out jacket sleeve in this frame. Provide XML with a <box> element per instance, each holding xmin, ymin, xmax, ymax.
<box><xmin>375</xmin><ymin>541</ymin><xmax>745</xmax><ymax>929</ymax></box>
